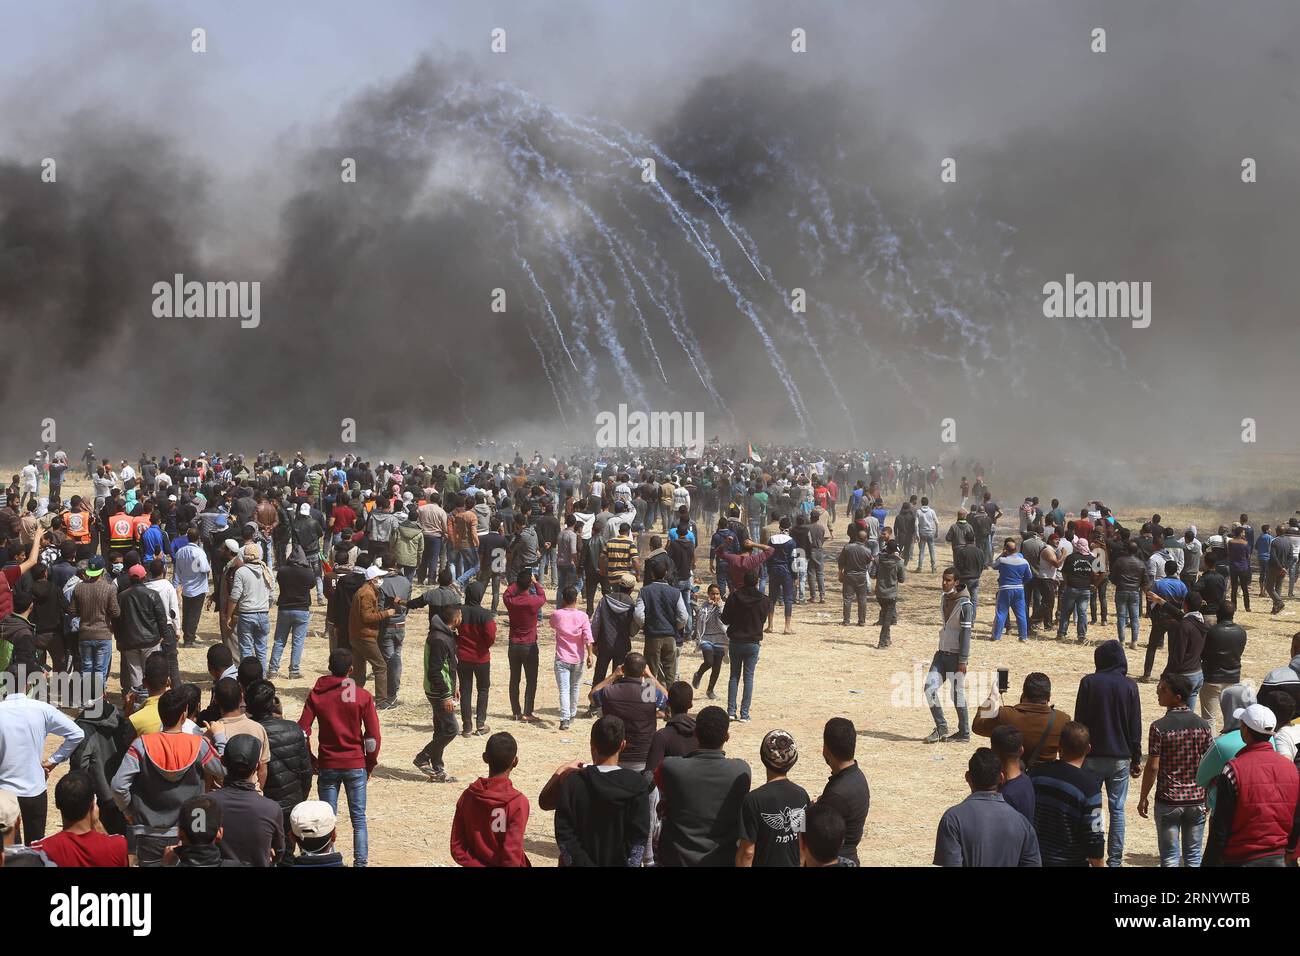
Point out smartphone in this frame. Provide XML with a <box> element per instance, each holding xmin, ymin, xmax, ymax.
<box><xmin>997</xmin><ymin>667</ymin><xmax>1010</xmax><ymax>694</ymax></box>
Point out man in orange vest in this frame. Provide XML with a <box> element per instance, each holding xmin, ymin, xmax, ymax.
<box><xmin>64</xmin><ymin>495</ymin><xmax>94</xmax><ymax>561</ymax></box>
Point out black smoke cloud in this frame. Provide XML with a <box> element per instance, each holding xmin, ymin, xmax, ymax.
<box><xmin>3</xmin><ymin>2</ymin><xmax>1299</xmax><ymax>466</ymax></box>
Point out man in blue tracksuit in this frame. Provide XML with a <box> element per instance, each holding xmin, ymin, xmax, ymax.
<box><xmin>991</xmin><ymin>538</ymin><xmax>1034</xmax><ymax>642</ymax></box>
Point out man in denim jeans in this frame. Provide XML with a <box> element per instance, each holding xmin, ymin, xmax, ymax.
<box><xmin>1075</xmin><ymin>640</ymin><xmax>1143</xmax><ymax>866</ymax></box>
<box><xmin>228</xmin><ymin>543</ymin><xmax>273</xmax><ymax>668</ymax></box>
<box><xmin>1057</xmin><ymin>537</ymin><xmax>1098</xmax><ymax>643</ymax></box>
<box><xmin>298</xmin><ymin>648</ymin><xmax>382</xmax><ymax>867</ymax></box>
<box><xmin>923</xmin><ymin>571</ymin><xmax>974</xmax><ymax>744</ymax></box>
<box><xmin>1137</xmin><ymin>674</ymin><xmax>1213</xmax><ymax>866</ymax></box>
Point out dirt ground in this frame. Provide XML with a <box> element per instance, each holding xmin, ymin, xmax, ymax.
<box><xmin>24</xmin><ymin>466</ymin><xmax>1300</xmax><ymax>866</ymax></box>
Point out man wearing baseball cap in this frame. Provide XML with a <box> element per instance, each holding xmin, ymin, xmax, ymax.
<box><xmin>1203</xmin><ymin>703</ymin><xmax>1300</xmax><ymax>867</ymax></box>
<box><xmin>285</xmin><ymin>800</ymin><xmax>343</xmax><ymax>867</ymax></box>
<box><xmin>207</xmin><ymin>734</ymin><xmax>284</xmax><ymax>867</ymax></box>
<box><xmin>737</xmin><ymin>729</ymin><xmax>809</xmax><ymax>867</ymax></box>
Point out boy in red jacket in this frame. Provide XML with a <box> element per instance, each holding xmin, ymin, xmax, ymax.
<box><xmin>298</xmin><ymin>647</ymin><xmax>382</xmax><ymax>867</ymax></box>
<box><xmin>450</xmin><ymin>732</ymin><xmax>530</xmax><ymax>867</ymax></box>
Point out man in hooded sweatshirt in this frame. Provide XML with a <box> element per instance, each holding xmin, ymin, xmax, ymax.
<box><xmin>646</xmin><ymin>681</ymin><xmax>698</xmax><ymax>773</ymax></box>
<box><xmin>450</xmin><ymin>731</ymin><xmax>530</xmax><ymax>867</ymax></box>
<box><xmin>456</xmin><ymin>581</ymin><xmax>496</xmax><ymax>737</ymax></box>
<box><xmin>1073</xmin><ymin>640</ymin><xmax>1143</xmax><ymax>867</ymax></box>
<box><xmin>297</xmin><ymin>648</ymin><xmax>382</xmax><ymax>867</ymax></box>
<box><xmin>539</xmin><ymin>715</ymin><xmax>652</xmax><ymax>866</ymax></box>
<box><xmin>873</xmin><ymin>540</ymin><xmax>906</xmax><ymax>648</ymax></box>
<box><xmin>1196</xmin><ymin>684</ymin><xmax>1264</xmax><ymax>814</ymax></box>
<box><xmin>415</xmin><ymin>604</ymin><xmax>461</xmax><ymax>784</ymax></box>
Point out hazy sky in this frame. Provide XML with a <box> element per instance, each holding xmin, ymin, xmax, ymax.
<box><xmin>2</xmin><ymin>0</ymin><xmax>1298</xmax><ymax>461</ymax></box>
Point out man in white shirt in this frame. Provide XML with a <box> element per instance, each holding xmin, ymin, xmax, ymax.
<box><xmin>0</xmin><ymin>678</ymin><xmax>84</xmax><ymax>842</ymax></box>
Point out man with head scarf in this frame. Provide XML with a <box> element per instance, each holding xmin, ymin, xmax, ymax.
<box><xmin>227</xmin><ymin>542</ymin><xmax>275</xmax><ymax>668</ymax></box>
<box><xmin>1057</xmin><ymin>535</ymin><xmax>1097</xmax><ymax>643</ymax></box>
<box><xmin>1195</xmin><ymin>684</ymin><xmax>1268</xmax><ymax>814</ymax></box>
<box><xmin>348</xmin><ymin>565</ymin><xmax>396</xmax><ymax>705</ymax></box>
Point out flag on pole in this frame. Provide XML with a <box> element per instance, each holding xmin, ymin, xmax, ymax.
<box><xmin>747</xmin><ymin>443</ymin><xmax>762</xmax><ymax>462</ymax></box>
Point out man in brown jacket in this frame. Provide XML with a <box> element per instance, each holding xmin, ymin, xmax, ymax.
<box><xmin>348</xmin><ymin>565</ymin><xmax>396</xmax><ymax>705</ymax></box>
<box><xmin>972</xmin><ymin>671</ymin><xmax>1071</xmax><ymax>765</ymax></box>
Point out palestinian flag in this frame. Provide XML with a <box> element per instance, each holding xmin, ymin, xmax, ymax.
<box><xmin>747</xmin><ymin>443</ymin><xmax>762</xmax><ymax>462</ymax></box>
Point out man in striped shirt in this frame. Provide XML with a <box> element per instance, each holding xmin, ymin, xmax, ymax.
<box><xmin>600</xmin><ymin>525</ymin><xmax>639</xmax><ymax>592</ymax></box>
<box><xmin>1028</xmin><ymin>721</ymin><xmax>1105</xmax><ymax>866</ymax></box>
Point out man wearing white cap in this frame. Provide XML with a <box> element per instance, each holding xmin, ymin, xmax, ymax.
<box><xmin>286</xmin><ymin>800</ymin><xmax>343</xmax><ymax>867</ymax></box>
<box><xmin>348</xmin><ymin>564</ymin><xmax>396</xmax><ymax>704</ymax></box>
<box><xmin>1203</xmin><ymin>703</ymin><xmax>1300</xmax><ymax>867</ymax></box>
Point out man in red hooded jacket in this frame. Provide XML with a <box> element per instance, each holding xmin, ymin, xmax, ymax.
<box><xmin>450</xmin><ymin>732</ymin><xmax>530</xmax><ymax>867</ymax></box>
<box><xmin>298</xmin><ymin>647</ymin><xmax>381</xmax><ymax>867</ymax></box>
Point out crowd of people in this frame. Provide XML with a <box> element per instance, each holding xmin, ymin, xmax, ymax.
<box><xmin>0</xmin><ymin>442</ymin><xmax>1298</xmax><ymax>867</ymax></box>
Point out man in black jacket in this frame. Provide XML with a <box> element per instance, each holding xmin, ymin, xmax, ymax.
<box><xmin>953</xmin><ymin>530</ymin><xmax>986</xmax><ymax>621</ymax></box>
<box><xmin>656</xmin><ymin>706</ymin><xmax>751</xmax><ymax>867</ymax></box>
<box><xmin>539</xmin><ymin>715</ymin><xmax>651</xmax><ymax>866</ymax></box>
<box><xmin>115</xmin><ymin>569</ymin><xmax>169</xmax><ymax>698</ymax></box>
<box><xmin>1201</xmin><ymin>604</ymin><xmax>1247</xmax><ymax>729</ymax></box>
<box><xmin>246</xmin><ymin>679</ymin><xmax>312</xmax><ymax>855</ymax></box>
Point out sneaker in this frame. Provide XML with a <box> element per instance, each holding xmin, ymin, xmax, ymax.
<box><xmin>288</xmin><ymin>670</ymin><xmax>302</xmax><ymax>679</ymax></box>
<box><xmin>428</xmin><ymin>770</ymin><xmax>457</xmax><ymax>784</ymax></box>
<box><xmin>267</xmin><ymin>669</ymin><xmax>280</xmax><ymax>679</ymax></box>
<box><xmin>475</xmin><ymin>724</ymin><xmax>490</xmax><ymax>736</ymax></box>
<box><xmin>691</xmin><ymin>671</ymin><xmax>702</xmax><ymax>690</ymax></box>
<box><xmin>460</xmin><ymin>729</ymin><xmax>473</xmax><ymax>738</ymax></box>
<box><xmin>706</xmin><ymin>691</ymin><xmax>717</xmax><ymax>700</ymax></box>
<box><xmin>413</xmin><ymin>756</ymin><xmax>434</xmax><ymax>777</ymax></box>
<box><xmin>736</xmin><ymin>715</ymin><xmax>751</xmax><ymax>723</ymax></box>
<box><xmin>923</xmin><ymin>729</ymin><xmax>946</xmax><ymax>744</ymax></box>
<box><xmin>944</xmin><ymin>733</ymin><xmax>972</xmax><ymax>743</ymax></box>
<box><xmin>377</xmin><ymin>699</ymin><xmax>399</xmax><ymax>711</ymax></box>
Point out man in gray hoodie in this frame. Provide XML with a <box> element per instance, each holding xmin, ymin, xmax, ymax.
<box><xmin>915</xmin><ymin>498</ymin><xmax>939</xmax><ymax>572</ymax></box>
<box><xmin>588</xmin><ymin>572</ymin><xmax>639</xmax><ymax>705</ymax></box>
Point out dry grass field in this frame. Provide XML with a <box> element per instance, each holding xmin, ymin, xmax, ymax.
<box><xmin>21</xmin><ymin>459</ymin><xmax>1300</xmax><ymax>866</ymax></box>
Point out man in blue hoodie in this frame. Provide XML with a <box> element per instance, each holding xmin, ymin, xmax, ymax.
<box><xmin>1074</xmin><ymin>640</ymin><xmax>1143</xmax><ymax>867</ymax></box>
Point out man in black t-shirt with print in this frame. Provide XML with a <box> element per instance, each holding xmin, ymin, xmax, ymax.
<box><xmin>737</xmin><ymin>729</ymin><xmax>810</xmax><ymax>867</ymax></box>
